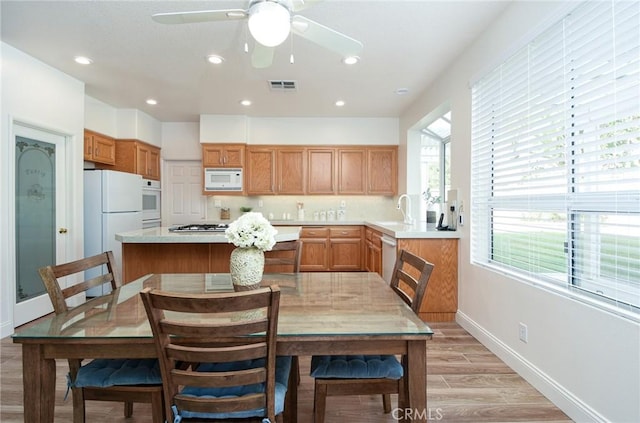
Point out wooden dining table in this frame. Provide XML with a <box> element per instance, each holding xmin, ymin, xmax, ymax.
<box><xmin>12</xmin><ymin>272</ymin><xmax>433</xmax><ymax>422</ymax></box>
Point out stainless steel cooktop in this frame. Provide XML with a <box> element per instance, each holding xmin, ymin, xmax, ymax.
<box><xmin>169</xmin><ymin>224</ymin><xmax>229</xmax><ymax>233</ymax></box>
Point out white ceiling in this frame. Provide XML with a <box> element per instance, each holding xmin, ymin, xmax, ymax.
<box><xmin>1</xmin><ymin>0</ymin><xmax>511</xmax><ymax>122</ymax></box>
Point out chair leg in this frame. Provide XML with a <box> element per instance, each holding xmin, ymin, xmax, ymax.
<box><xmin>150</xmin><ymin>390</ymin><xmax>164</xmax><ymax>423</ymax></box>
<box><xmin>313</xmin><ymin>381</ymin><xmax>327</xmax><ymax>423</ymax></box>
<box><xmin>124</xmin><ymin>401</ymin><xmax>133</xmax><ymax>417</ymax></box>
<box><xmin>382</xmin><ymin>393</ymin><xmax>392</xmax><ymax>413</ymax></box>
<box><xmin>72</xmin><ymin>387</ymin><xmax>86</xmax><ymax>423</ymax></box>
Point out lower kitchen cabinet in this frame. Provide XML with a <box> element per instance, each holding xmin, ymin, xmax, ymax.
<box><xmin>364</xmin><ymin>227</ymin><xmax>382</xmax><ymax>276</ymax></box>
<box><xmin>300</xmin><ymin>226</ymin><xmax>362</xmax><ymax>271</ymax></box>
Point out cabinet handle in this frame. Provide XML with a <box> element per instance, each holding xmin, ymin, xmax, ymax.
<box><xmin>95</xmin><ymin>147</ymin><xmax>99</xmax><ymax>155</ymax></box>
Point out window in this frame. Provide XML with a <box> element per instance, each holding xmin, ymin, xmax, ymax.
<box><xmin>420</xmin><ymin>111</ymin><xmax>451</xmax><ymax>220</ymax></box>
<box><xmin>471</xmin><ymin>1</ymin><xmax>640</xmax><ymax>315</ymax></box>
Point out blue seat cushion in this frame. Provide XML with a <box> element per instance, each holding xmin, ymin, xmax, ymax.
<box><xmin>310</xmin><ymin>355</ymin><xmax>403</xmax><ymax>379</ymax></box>
<box><xmin>173</xmin><ymin>356</ymin><xmax>292</xmax><ymax>421</ymax></box>
<box><xmin>72</xmin><ymin>359</ymin><xmax>162</xmax><ymax>388</ymax></box>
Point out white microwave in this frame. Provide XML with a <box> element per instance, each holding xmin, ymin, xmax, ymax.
<box><xmin>204</xmin><ymin>168</ymin><xmax>243</xmax><ymax>192</ymax></box>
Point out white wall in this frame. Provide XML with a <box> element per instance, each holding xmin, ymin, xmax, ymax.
<box><xmin>116</xmin><ymin>109</ymin><xmax>161</xmax><ymax>147</ymax></box>
<box><xmin>1</xmin><ymin>43</ymin><xmax>85</xmax><ymax>338</ymax></box>
<box><xmin>84</xmin><ymin>96</ymin><xmax>117</xmax><ymax>136</ymax></box>
<box><xmin>161</xmin><ymin>122</ymin><xmax>200</xmax><ymax>160</ymax></box>
<box><xmin>198</xmin><ymin>115</ymin><xmax>398</xmax><ymax>146</ymax></box>
<box><xmin>400</xmin><ymin>2</ymin><xmax>640</xmax><ymax>422</ymax></box>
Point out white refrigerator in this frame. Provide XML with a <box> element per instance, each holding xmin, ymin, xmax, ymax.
<box><xmin>84</xmin><ymin>169</ymin><xmax>142</xmax><ymax>295</ymax></box>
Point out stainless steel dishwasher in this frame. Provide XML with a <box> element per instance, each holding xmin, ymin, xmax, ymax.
<box><xmin>381</xmin><ymin>234</ymin><xmax>397</xmax><ymax>283</ymax></box>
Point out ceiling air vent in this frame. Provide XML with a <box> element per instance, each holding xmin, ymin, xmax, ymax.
<box><xmin>269</xmin><ymin>80</ymin><xmax>297</xmax><ymax>92</ymax></box>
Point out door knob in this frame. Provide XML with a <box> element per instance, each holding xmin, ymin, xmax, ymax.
<box><xmin>58</xmin><ymin>228</ymin><xmax>68</xmax><ymax>234</ymax></box>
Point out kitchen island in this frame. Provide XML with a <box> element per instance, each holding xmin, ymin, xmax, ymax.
<box><xmin>115</xmin><ymin>226</ymin><xmax>301</xmax><ymax>283</ymax></box>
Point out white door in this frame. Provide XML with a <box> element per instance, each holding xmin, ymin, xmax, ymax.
<box><xmin>165</xmin><ymin>160</ymin><xmax>207</xmax><ymax>225</ymax></box>
<box><xmin>13</xmin><ymin>123</ymin><xmax>68</xmax><ymax>325</ymax></box>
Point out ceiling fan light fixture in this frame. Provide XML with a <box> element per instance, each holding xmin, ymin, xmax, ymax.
<box><xmin>248</xmin><ymin>1</ymin><xmax>291</xmax><ymax>47</ymax></box>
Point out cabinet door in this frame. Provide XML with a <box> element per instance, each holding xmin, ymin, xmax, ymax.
<box><xmin>329</xmin><ymin>238</ymin><xmax>362</xmax><ymax>270</ymax></box>
<box><xmin>92</xmin><ymin>135</ymin><xmax>116</xmax><ymax>165</ymax></box>
<box><xmin>202</xmin><ymin>146</ymin><xmax>224</xmax><ymax>166</ymax></box>
<box><xmin>84</xmin><ymin>133</ymin><xmax>93</xmax><ymax>161</ymax></box>
<box><xmin>307</xmin><ymin>149</ymin><xmax>335</xmax><ymax>194</ymax></box>
<box><xmin>337</xmin><ymin>148</ymin><xmax>366</xmax><ymax>194</ymax></box>
<box><xmin>368</xmin><ymin>147</ymin><xmax>397</xmax><ymax>195</ymax></box>
<box><xmin>246</xmin><ymin>148</ymin><xmax>276</xmax><ymax>195</ymax></box>
<box><xmin>136</xmin><ymin>144</ymin><xmax>151</xmax><ymax>177</ymax></box>
<box><xmin>277</xmin><ymin>148</ymin><xmax>306</xmax><ymax>194</ymax></box>
<box><xmin>223</xmin><ymin>145</ymin><xmax>245</xmax><ymax>167</ymax></box>
<box><xmin>300</xmin><ymin>238</ymin><xmax>329</xmax><ymax>271</ymax></box>
<box><xmin>148</xmin><ymin>146</ymin><xmax>161</xmax><ymax>180</ymax></box>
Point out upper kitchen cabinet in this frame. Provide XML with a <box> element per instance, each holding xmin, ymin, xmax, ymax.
<box><xmin>84</xmin><ymin>129</ymin><xmax>116</xmax><ymax>165</ymax></box>
<box><xmin>246</xmin><ymin>146</ymin><xmax>307</xmax><ymax>195</ymax></box>
<box><xmin>202</xmin><ymin>143</ymin><xmax>245</xmax><ymax>167</ymax></box>
<box><xmin>337</xmin><ymin>148</ymin><xmax>367</xmax><ymax>194</ymax></box>
<box><xmin>277</xmin><ymin>147</ymin><xmax>306</xmax><ymax>195</ymax></box>
<box><xmin>307</xmin><ymin>148</ymin><xmax>336</xmax><ymax>194</ymax></box>
<box><xmin>107</xmin><ymin>139</ymin><xmax>161</xmax><ymax>180</ymax></box>
<box><xmin>246</xmin><ymin>147</ymin><xmax>276</xmax><ymax>195</ymax></box>
<box><xmin>367</xmin><ymin>147</ymin><xmax>397</xmax><ymax>195</ymax></box>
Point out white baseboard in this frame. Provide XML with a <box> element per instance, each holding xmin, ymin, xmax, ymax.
<box><xmin>456</xmin><ymin>311</ymin><xmax>605</xmax><ymax>423</ymax></box>
<box><xmin>1</xmin><ymin>320</ymin><xmax>14</xmax><ymax>339</ymax></box>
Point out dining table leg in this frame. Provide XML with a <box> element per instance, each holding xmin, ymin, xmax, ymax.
<box><xmin>22</xmin><ymin>344</ymin><xmax>56</xmax><ymax>423</ymax></box>
<box><xmin>405</xmin><ymin>340</ymin><xmax>428</xmax><ymax>423</ymax></box>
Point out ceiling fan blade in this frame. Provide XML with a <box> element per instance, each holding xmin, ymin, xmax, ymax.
<box><xmin>291</xmin><ymin>15</ymin><xmax>363</xmax><ymax>57</ymax></box>
<box><xmin>251</xmin><ymin>43</ymin><xmax>275</xmax><ymax>69</ymax></box>
<box><xmin>152</xmin><ymin>9</ymin><xmax>247</xmax><ymax>24</ymax></box>
<box><xmin>290</xmin><ymin>0</ymin><xmax>323</xmax><ymax>12</ymax></box>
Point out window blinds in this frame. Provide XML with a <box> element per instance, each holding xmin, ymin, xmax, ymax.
<box><xmin>471</xmin><ymin>0</ymin><xmax>640</xmax><ymax>312</ymax></box>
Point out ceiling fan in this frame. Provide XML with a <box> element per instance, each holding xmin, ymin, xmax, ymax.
<box><xmin>152</xmin><ymin>0</ymin><xmax>363</xmax><ymax>68</ymax></box>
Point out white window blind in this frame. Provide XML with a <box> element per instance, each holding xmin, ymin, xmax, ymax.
<box><xmin>471</xmin><ymin>0</ymin><xmax>640</xmax><ymax>314</ymax></box>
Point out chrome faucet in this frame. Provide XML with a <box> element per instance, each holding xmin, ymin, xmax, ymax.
<box><xmin>396</xmin><ymin>194</ymin><xmax>413</xmax><ymax>225</ymax></box>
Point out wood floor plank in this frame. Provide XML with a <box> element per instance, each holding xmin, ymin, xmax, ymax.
<box><xmin>1</xmin><ymin>321</ymin><xmax>573</xmax><ymax>422</ymax></box>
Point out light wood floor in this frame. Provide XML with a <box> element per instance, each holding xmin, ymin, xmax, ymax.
<box><xmin>1</xmin><ymin>322</ymin><xmax>572</xmax><ymax>422</ymax></box>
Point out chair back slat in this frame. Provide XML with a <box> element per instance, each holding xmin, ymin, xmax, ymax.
<box><xmin>141</xmin><ymin>286</ymin><xmax>281</xmax><ymax>422</ymax></box>
<box><xmin>264</xmin><ymin>240</ymin><xmax>302</xmax><ymax>273</ymax></box>
<box><xmin>389</xmin><ymin>249</ymin><xmax>435</xmax><ymax>314</ymax></box>
<box><xmin>39</xmin><ymin>251</ymin><xmax>120</xmax><ymax>314</ymax></box>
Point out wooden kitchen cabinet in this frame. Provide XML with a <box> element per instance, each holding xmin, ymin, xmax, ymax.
<box><xmin>202</xmin><ymin>143</ymin><xmax>245</xmax><ymax>167</ymax></box>
<box><xmin>396</xmin><ymin>238</ymin><xmax>458</xmax><ymax>322</ymax></box>
<box><xmin>337</xmin><ymin>148</ymin><xmax>366</xmax><ymax>194</ymax></box>
<box><xmin>246</xmin><ymin>147</ymin><xmax>276</xmax><ymax>195</ymax></box>
<box><xmin>364</xmin><ymin>227</ymin><xmax>382</xmax><ymax>276</ymax></box>
<box><xmin>367</xmin><ymin>147</ymin><xmax>397</xmax><ymax>195</ymax></box>
<box><xmin>307</xmin><ymin>149</ymin><xmax>335</xmax><ymax>194</ymax></box>
<box><xmin>84</xmin><ymin>129</ymin><xmax>116</xmax><ymax>165</ymax></box>
<box><xmin>300</xmin><ymin>226</ymin><xmax>362</xmax><ymax>271</ymax></box>
<box><xmin>105</xmin><ymin>139</ymin><xmax>161</xmax><ymax>180</ymax></box>
<box><xmin>277</xmin><ymin>147</ymin><xmax>306</xmax><ymax>194</ymax></box>
<box><xmin>246</xmin><ymin>146</ymin><xmax>306</xmax><ymax>195</ymax></box>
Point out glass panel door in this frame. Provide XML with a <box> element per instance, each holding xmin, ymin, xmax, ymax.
<box><xmin>13</xmin><ymin>123</ymin><xmax>67</xmax><ymax>325</ymax></box>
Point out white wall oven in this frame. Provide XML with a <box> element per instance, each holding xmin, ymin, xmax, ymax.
<box><xmin>142</xmin><ymin>178</ymin><xmax>161</xmax><ymax>225</ymax></box>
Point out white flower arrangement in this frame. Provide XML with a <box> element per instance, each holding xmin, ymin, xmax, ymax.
<box><xmin>225</xmin><ymin>212</ymin><xmax>277</xmax><ymax>251</ymax></box>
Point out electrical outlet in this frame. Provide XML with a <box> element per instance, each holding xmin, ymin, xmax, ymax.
<box><xmin>340</xmin><ymin>200</ymin><xmax>346</xmax><ymax>208</ymax></box>
<box><xmin>258</xmin><ymin>200</ymin><xmax>263</xmax><ymax>208</ymax></box>
<box><xmin>518</xmin><ymin>322</ymin><xmax>528</xmax><ymax>343</ymax></box>
<box><xmin>214</xmin><ymin>200</ymin><xmax>222</xmax><ymax>208</ymax></box>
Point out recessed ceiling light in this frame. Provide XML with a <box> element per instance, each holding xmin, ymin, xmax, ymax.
<box><xmin>240</xmin><ymin>100</ymin><xmax>252</xmax><ymax>106</ymax></box>
<box><xmin>395</xmin><ymin>88</ymin><xmax>409</xmax><ymax>95</ymax></box>
<box><xmin>335</xmin><ymin>100</ymin><xmax>345</xmax><ymax>107</ymax></box>
<box><xmin>206</xmin><ymin>55</ymin><xmax>224</xmax><ymax>64</ymax></box>
<box><xmin>74</xmin><ymin>56</ymin><xmax>93</xmax><ymax>65</ymax></box>
<box><xmin>146</xmin><ymin>99</ymin><xmax>158</xmax><ymax>105</ymax></box>
<box><xmin>343</xmin><ymin>56</ymin><xmax>359</xmax><ymax>65</ymax></box>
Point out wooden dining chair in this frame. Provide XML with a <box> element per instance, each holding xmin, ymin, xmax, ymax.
<box><xmin>38</xmin><ymin>251</ymin><xmax>164</xmax><ymax>423</ymax></box>
<box><xmin>264</xmin><ymin>240</ymin><xmax>302</xmax><ymax>273</ymax></box>
<box><xmin>140</xmin><ymin>285</ymin><xmax>292</xmax><ymax>423</ymax></box>
<box><xmin>309</xmin><ymin>249</ymin><xmax>434</xmax><ymax>423</ymax></box>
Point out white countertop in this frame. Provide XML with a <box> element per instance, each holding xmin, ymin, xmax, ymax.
<box><xmin>267</xmin><ymin>220</ymin><xmax>460</xmax><ymax>239</ymax></box>
<box><xmin>115</xmin><ymin>226</ymin><xmax>302</xmax><ymax>244</ymax></box>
